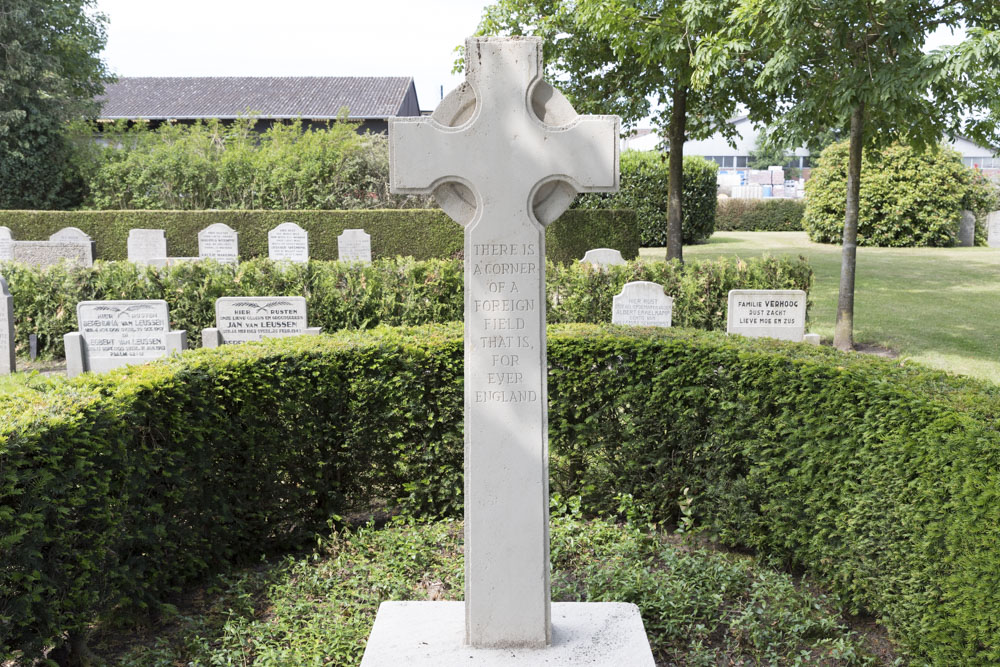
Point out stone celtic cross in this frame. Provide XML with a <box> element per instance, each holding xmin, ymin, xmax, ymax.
<box><xmin>390</xmin><ymin>37</ymin><xmax>618</xmax><ymax>648</ymax></box>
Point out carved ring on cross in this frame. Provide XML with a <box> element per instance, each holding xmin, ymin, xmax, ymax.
<box><xmin>430</xmin><ymin>79</ymin><xmax>583</xmax><ymax>227</ymax></box>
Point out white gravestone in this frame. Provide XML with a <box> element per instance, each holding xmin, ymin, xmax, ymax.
<box><xmin>581</xmin><ymin>247</ymin><xmax>626</xmax><ymax>268</ymax></box>
<box><xmin>988</xmin><ymin>211</ymin><xmax>1000</xmax><ymax>248</ymax></box>
<box><xmin>0</xmin><ymin>275</ymin><xmax>14</xmax><ymax>374</ymax></box>
<box><xmin>12</xmin><ymin>227</ymin><xmax>95</xmax><ymax>268</ymax></box>
<box><xmin>959</xmin><ymin>210</ymin><xmax>976</xmax><ymax>247</ymax></box>
<box><xmin>0</xmin><ymin>227</ymin><xmax>12</xmax><ymax>261</ymax></box>
<box><xmin>127</xmin><ymin>229</ymin><xmax>168</xmax><ymax>264</ymax></box>
<box><xmin>198</xmin><ymin>223</ymin><xmax>239</xmax><ymax>263</ymax></box>
<box><xmin>612</xmin><ymin>281</ymin><xmax>673</xmax><ymax>327</ymax></box>
<box><xmin>727</xmin><ymin>289</ymin><xmax>807</xmax><ymax>342</ymax></box>
<box><xmin>268</xmin><ymin>222</ymin><xmax>309</xmax><ymax>263</ymax></box>
<box><xmin>367</xmin><ymin>36</ymin><xmax>653</xmax><ymax>665</ymax></box>
<box><xmin>202</xmin><ymin>296</ymin><xmax>321</xmax><ymax>347</ymax></box>
<box><xmin>337</xmin><ymin>228</ymin><xmax>372</xmax><ymax>263</ymax></box>
<box><xmin>64</xmin><ymin>299</ymin><xmax>187</xmax><ymax>377</ymax></box>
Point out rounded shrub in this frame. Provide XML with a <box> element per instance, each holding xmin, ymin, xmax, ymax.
<box><xmin>576</xmin><ymin>150</ymin><xmax>718</xmax><ymax>246</ymax></box>
<box><xmin>2</xmin><ymin>325</ymin><xmax>999</xmax><ymax>663</ymax></box>
<box><xmin>803</xmin><ymin>141</ymin><xmax>997</xmax><ymax>246</ymax></box>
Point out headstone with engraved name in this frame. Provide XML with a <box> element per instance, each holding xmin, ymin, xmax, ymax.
<box><xmin>581</xmin><ymin>247</ymin><xmax>626</xmax><ymax>268</ymax></box>
<box><xmin>988</xmin><ymin>211</ymin><xmax>1000</xmax><ymax>248</ymax></box>
<box><xmin>64</xmin><ymin>299</ymin><xmax>187</xmax><ymax>377</ymax></box>
<box><xmin>612</xmin><ymin>281</ymin><xmax>673</xmax><ymax>327</ymax></box>
<box><xmin>128</xmin><ymin>229</ymin><xmax>168</xmax><ymax>264</ymax></box>
<box><xmin>198</xmin><ymin>223</ymin><xmax>239</xmax><ymax>263</ymax></box>
<box><xmin>337</xmin><ymin>228</ymin><xmax>372</xmax><ymax>263</ymax></box>
<box><xmin>268</xmin><ymin>222</ymin><xmax>309</xmax><ymax>263</ymax></box>
<box><xmin>727</xmin><ymin>289</ymin><xmax>807</xmax><ymax>342</ymax></box>
<box><xmin>0</xmin><ymin>275</ymin><xmax>14</xmax><ymax>374</ymax></box>
<box><xmin>202</xmin><ymin>296</ymin><xmax>321</xmax><ymax>347</ymax></box>
<box><xmin>363</xmin><ymin>36</ymin><xmax>654</xmax><ymax>666</ymax></box>
<box><xmin>12</xmin><ymin>227</ymin><xmax>95</xmax><ymax>268</ymax></box>
<box><xmin>0</xmin><ymin>227</ymin><xmax>12</xmax><ymax>261</ymax></box>
<box><xmin>959</xmin><ymin>210</ymin><xmax>976</xmax><ymax>247</ymax></box>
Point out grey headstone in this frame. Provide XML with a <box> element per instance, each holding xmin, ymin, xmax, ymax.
<box><xmin>337</xmin><ymin>228</ymin><xmax>371</xmax><ymax>263</ymax></box>
<box><xmin>198</xmin><ymin>223</ymin><xmax>239</xmax><ymax>264</ymax></box>
<box><xmin>581</xmin><ymin>248</ymin><xmax>626</xmax><ymax>268</ymax></box>
<box><xmin>128</xmin><ymin>229</ymin><xmax>168</xmax><ymax>264</ymax></box>
<box><xmin>49</xmin><ymin>227</ymin><xmax>91</xmax><ymax>244</ymax></box>
<box><xmin>727</xmin><ymin>289</ymin><xmax>807</xmax><ymax>342</ymax></box>
<box><xmin>803</xmin><ymin>333</ymin><xmax>821</xmax><ymax>346</ymax></box>
<box><xmin>268</xmin><ymin>222</ymin><xmax>309</xmax><ymax>263</ymax></box>
<box><xmin>988</xmin><ymin>211</ymin><xmax>1000</xmax><ymax>248</ymax></box>
<box><xmin>611</xmin><ymin>281</ymin><xmax>672</xmax><ymax>327</ymax></box>
<box><xmin>12</xmin><ymin>240</ymin><xmax>94</xmax><ymax>268</ymax></box>
<box><xmin>0</xmin><ymin>227</ymin><xmax>12</xmax><ymax>262</ymax></box>
<box><xmin>210</xmin><ymin>296</ymin><xmax>319</xmax><ymax>344</ymax></box>
<box><xmin>959</xmin><ymin>210</ymin><xmax>976</xmax><ymax>247</ymax></box>
<box><xmin>70</xmin><ymin>299</ymin><xmax>185</xmax><ymax>375</ymax></box>
<box><xmin>0</xmin><ymin>275</ymin><xmax>14</xmax><ymax>374</ymax></box>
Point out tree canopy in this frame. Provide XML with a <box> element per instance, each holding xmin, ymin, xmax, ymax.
<box><xmin>0</xmin><ymin>0</ymin><xmax>111</xmax><ymax>209</ymax></box>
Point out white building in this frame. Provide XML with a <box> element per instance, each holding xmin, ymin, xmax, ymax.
<box><xmin>624</xmin><ymin>117</ymin><xmax>1000</xmax><ymax>177</ymax></box>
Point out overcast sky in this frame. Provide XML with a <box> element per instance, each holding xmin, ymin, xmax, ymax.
<box><xmin>93</xmin><ymin>0</ymin><xmax>494</xmax><ymax>112</ymax></box>
<box><xmin>93</xmin><ymin>1</ymin><xmax>966</xmax><ymax>122</ymax></box>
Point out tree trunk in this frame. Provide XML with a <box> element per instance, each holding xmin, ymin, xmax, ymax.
<box><xmin>833</xmin><ymin>103</ymin><xmax>865</xmax><ymax>351</ymax></box>
<box><xmin>666</xmin><ymin>83</ymin><xmax>687</xmax><ymax>262</ymax></box>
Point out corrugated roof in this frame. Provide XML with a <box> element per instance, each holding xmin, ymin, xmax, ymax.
<box><xmin>97</xmin><ymin>76</ymin><xmax>418</xmax><ymax>120</ymax></box>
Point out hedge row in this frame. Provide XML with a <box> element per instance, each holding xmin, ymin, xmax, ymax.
<box><xmin>0</xmin><ymin>255</ymin><xmax>812</xmax><ymax>357</ymax></box>
<box><xmin>576</xmin><ymin>151</ymin><xmax>718</xmax><ymax>246</ymax></box>
<box><xmin>715</xmin><ymin>198</ymin><xmax>806</xmax><ymax>232</ymax></box>
<box><xmin>0</xmin><ymin>208</ymin><xmax>639</xmax><ymax>265</ymax></box>
<box><xmin>3</xmin><ymin>326</ymin><xmax>999</xmax><ymax>663</ymax></box>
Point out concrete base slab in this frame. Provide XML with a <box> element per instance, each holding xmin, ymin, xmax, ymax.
<box><xmin>360</xmin><ymin>601</ymin><xmax>655</xmax><ymax>666</ymax></box>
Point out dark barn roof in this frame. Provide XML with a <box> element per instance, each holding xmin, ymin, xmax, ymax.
<box><xmin>97</xmin><ymin>76</ymin><xmax>421</xmax><ymax>121</ymax></box>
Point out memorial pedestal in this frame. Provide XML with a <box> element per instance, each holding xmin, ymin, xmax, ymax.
<box><xmin>360</xmin><ymin>601</ymin><xmax>655</xmax><ymax>666</ymax></box>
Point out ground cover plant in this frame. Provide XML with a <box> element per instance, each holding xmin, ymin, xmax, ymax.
<box><xmin>646</xmin><ymin>231</ymin><xmax>1000</xmax><ymax>382</ymax></box>
<box><xmin>93</xmin><ymin>513</ymin><xmax>890</xmax><ymax>666</ymax></box>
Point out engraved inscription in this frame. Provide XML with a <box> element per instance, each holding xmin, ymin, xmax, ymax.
<box><xmin>77</xmin><ymin>302</ymin><xmax>170</xmax><ymax>359</ymax></box>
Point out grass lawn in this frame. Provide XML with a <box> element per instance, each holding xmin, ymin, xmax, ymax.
<box><xmin>640</xmin><ymin>232</ymin><xmax>1000</xmax><ymax>383</ymax></box>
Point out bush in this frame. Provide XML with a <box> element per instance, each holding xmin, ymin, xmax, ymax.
<box><xmin>0</xmin><ymin>208</ymin><xmax>638</xmax><ymax>265</ymax></box>
<box><xmin>576</xmin><ymin>151</ymin><xmax>718</xmax><ymax>246</ymax></box>
<box><xmin>81</xmin><ymin>118</ymin><xmax>427</xmax><ymax>210</ymax></box>
<box><xmin>715</xmin><ymin>198</ymin><xmax>806</xmax><ymax>231</ymax></box>
<box><xmin>803</xmin><ymin>141</ymin><xmax>998</xmax><ymax>246</ymax></box>
<box><xmin>3</xmin><ymin>325</ymin><xmax>999</xmax><ymax>663</ymax></box>
<box><xmin>0</xmin><ymin>254</ymin><xmax>811</xmax><ymax>356</ymax></box>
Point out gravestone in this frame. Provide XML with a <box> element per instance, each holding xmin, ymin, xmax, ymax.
<box><xmin>612</xmin><ymin>281</ymin><xmax>672</xmax><ymax>327</ymax></box>
<box><xmin>988</xmin><ymin>211</ymin><xmax>1000</xmax><ymax>248</ymax></box>
<box><xmin>65</xmin><ymin>299</ymin><xmax>187</xmax><ymax>377</ymax></box>
<box><xmin>198</xmin><ymin>223</ymin><xmax>239</xmax><ymax>263</ymax></box>
<box><xmin>959</xmin><ymin>211</ymin><xmax>975</xmax><ymax>247</ymax></box>
<box><xmin>0</xmin><ymin>275</ymin><xmax>14</xmax><ymax>374</ymax></box>
<box><xmin>727</xmin><ymin>289</ymin><xmax>807</xmax><ymax>342</ymax></box>
<box><xmin>365</xmin><ymin>36</ymin><xmax>653</xmax><ymax>665</ymax></box>
<box><xmin>202</xmin><ymin>296</ymin><xmax>320</xmax><ymax>346</ymax></box>
<box><xmin>268</xmin><ymin>222</ymin><xmax>309</xmax><ymax>263</ymax></box>
<box><xmin>127</xmin><ymin>229</ymin><xmax>168</xmax><ymax>264</ymax></box>
<box><xmin>337</xmin><ymin>228</ymin><xmax>372</xmax><ymax>263</ymax></box>
<box><xmin>12</xmin><ymin>228</ymin><xmax>95</xmax><ymax>268</ymax></box>
<box><xmin>581</xmin><ymin>247</ymin><xmax>626</xmax><ymax>268</ymax></box>
<box><xmin>0</xmin><ymin>227</ymin><xmax>12</xmax><ymax>261</ymax></box>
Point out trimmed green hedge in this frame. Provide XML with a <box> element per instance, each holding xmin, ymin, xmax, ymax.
<box><xmin>715</xmin><ymin>198</ymin><xmax>806</xmax><ymax>232</ymax></box>
<box><xmin>576</xmin><ymin>151</ymin><xmax>718</xmax><ymax>246</ymax></box>
<box><xmin>0</xmin><ymin>208</ymin><xmax>639</xmax><ymax>265</ymax></box>
<box><xmin>0</xmin><ymin>255</ymin><xmax>811</xmax><ymax>357</ymax></box>
<box><xmin>3</xmin><ymin>326</ymin><xmax>999</xmax><ymax>663</ymax></box>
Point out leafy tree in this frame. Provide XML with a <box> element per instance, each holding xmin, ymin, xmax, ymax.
<box><xmin>700</xmin><ymin>1</ymin><xmax>1000</xmax><ymax>349</ymax></box>
<box><xmin>478</xmin><ymin>0</ymin><xmax>762</xmax><ymax>261</ymax></box>
<box><xmin>0</xmin><ymin>0</ymin><xmax>110</xmax><ymax>209</ymax></box>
